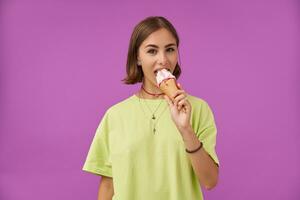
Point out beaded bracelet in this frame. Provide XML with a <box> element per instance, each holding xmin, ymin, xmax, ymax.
<box><xmin>185</xmin><ymin>142</ymin><xmax>203</xmax><ymax>153</ymax></box>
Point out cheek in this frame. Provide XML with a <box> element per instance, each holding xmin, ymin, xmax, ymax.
<box><xmin>144</xmin><ymin>56</ymin><xmax>156</xmax><ymax>64</ymax></box>
<box><xmin>169</xmin><ymin>54</ymin><xmax>178</xmax><ymax>66</ymax></box>
<box><xmin>168</xmin><ymin>52</ymin><xmax>178</xmax><ymax>61</ymax></box>
<box><xmin>142</xmin><ymin>58</ymin><xmax>156</xmax><ymax>70</ymax></box>
<box><xmin>141</xmin><ymin>62</ymin><xmax>154</xmax><ymax>74</ymax></box>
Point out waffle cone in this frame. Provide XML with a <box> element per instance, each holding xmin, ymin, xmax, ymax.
<box><xmin>159</xmin><ymin>78</ymin><xmax>179</xmax><ymax>100</ymax></box>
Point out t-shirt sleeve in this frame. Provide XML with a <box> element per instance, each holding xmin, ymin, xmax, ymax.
<box><xmin>193</xmin><ymin>101</ymin><xmax>220</xmax><ymax>166</ymax></box>
<box><xmin>82</xmin><ymin>111</ymin><xmax>112</xmax><ymax>177</ymax></box>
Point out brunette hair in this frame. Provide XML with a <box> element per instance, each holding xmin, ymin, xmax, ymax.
<box><xmin>122</xmin><ymin>16</ymin><xmax>181</xmax><ymax>84</ymax></box>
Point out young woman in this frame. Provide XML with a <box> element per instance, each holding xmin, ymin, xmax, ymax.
<box><xmin>83</xmin><ymin>16</ymin><xmax>220</xmax><ymax>200</ymax></box>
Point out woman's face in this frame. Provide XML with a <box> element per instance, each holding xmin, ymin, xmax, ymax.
<box><xmin>137</xmin><ymin>28</ymin><xmax>178</xmax><ymax>87</ymax></box>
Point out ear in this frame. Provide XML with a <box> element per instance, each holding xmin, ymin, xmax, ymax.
<box><xmin>137</xmin><ymin>56</ymin><xmax>141</xmax><ymax>66</ymax></box>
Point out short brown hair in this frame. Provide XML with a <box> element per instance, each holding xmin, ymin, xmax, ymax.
<box><xmin>122</xmin><ymin>16</ymin><xmax>181</xmax><ymax>84</ymax></box>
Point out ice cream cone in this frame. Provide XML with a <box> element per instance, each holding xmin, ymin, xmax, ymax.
<box><xmin>159</xmin><ymin>78</ymin><xmax>179</xmax><ymax>100</ymax></box>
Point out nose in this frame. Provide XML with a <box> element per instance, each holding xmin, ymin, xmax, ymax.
<box><xmin>157</xmin><ymin>52</ymin><xmax>168</xmax><ymax>66</ymax></box>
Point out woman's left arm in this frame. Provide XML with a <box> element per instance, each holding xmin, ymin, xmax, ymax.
<box><xmin>179</xmin><ymin>125</ymin><xmax>219</xmax><ymax>190</ymax></box>
<box><xmin>164</xmin><ymin>84</ymin><xmax>219</xmax><ymax>190</ymax></box>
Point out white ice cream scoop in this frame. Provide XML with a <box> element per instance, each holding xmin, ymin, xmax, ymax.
<box><xmin>156</xmin><ymin>69</ymin><xmax>179</xmax><ymax>100</ymax></box>
<box><xmin>156</xmin><ymin>69</ymin><xmax>176</xmax><ymax>87</ymax></box>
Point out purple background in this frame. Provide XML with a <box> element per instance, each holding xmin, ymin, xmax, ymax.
<box><xmin>1</xmin><ymin>0</ymin><xmax>299</xmax><ymax>199</ymax></box>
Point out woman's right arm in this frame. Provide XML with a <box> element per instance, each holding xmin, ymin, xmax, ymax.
<box><xmin>98</xmin><ymin>176</ymin><xmax>114</xmax><ymax>200</ymax></box>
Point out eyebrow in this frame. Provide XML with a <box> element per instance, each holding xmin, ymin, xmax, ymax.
<box><xmin>144</xmin><ymin>43</ymin><xmax>176</xmax><ymax>49</ymax></box>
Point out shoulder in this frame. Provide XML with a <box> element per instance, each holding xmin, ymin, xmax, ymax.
<box><xmin>188</xmin><ymin>95</ymin><xmax>217</xmax><ymax>127</ymax></box>
<box><xmin>105</xmin><ymin>95</ymin><xmax>137</xmax><ymax>117</ymax></box>
<box><xmin>187</xmin><ymin>94</ymin><xmax>215</xmax><ymax>117</ymax></box>
<box><xmin>187</xmin><ymin>94</ymin><xmax>210</xmax><ymax>108</ymax></box>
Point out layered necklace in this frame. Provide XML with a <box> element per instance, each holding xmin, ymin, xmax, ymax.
<box><xmin>138</xmin><ymin>86</ymin><xmax>168</xmax><ymax>134</ymax></box>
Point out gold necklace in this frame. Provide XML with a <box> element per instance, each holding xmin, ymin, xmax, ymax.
<box><xmin>138</xmin><ymin>91</ymin><xmax>168</xmax><ymax>134</ymax></box>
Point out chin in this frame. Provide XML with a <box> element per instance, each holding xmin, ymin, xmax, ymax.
<box><xmin>152</xmin><ymin>81</ymin><xmax>159</xmax><ymax>88</ymax></box>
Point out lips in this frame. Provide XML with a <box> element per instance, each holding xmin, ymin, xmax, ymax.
<box><xmin>154</xmin><ymin>68</ymin><xmax>171</xmax><ymax>75</ymax></box>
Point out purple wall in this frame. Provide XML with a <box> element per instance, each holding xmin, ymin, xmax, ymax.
<box><xmin>1</xmin><ymin>0</ymin><xmax>299</xmax><ymax>199</ymax></box>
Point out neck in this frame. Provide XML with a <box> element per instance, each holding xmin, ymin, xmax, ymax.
<box><xmin>139</xmin><ymin>80</ymin><xmax>164</xmax><ymax>99</ymax></box>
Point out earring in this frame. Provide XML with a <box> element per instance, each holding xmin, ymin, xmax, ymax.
<box><xmin>137</xmin><ymin>60</ymin><xmax>141</xmax><ymax>66</ymax></box>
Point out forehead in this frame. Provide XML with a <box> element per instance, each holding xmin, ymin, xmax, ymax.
<box><xmin>141</xmin><ymin>28</ymin><xmax>176</xmax><ymax>47</ymax></box>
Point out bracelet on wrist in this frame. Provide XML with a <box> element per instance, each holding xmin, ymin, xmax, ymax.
<box><xmin>185</xmin><ymin>142</ymin><xmax>203</xmax><ymax>153</ymax></box>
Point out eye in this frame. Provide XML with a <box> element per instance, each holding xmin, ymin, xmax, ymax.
<box><xmin>147</xmin><ymin>49</ymin><xmax>157</xmax><ymax>54</ymax></box>
<box><xmin>166</xmin><ymin>48</ymin><xmax>175</xmax><ymax>52</ymax></box>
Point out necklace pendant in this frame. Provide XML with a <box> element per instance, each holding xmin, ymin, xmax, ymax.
<box><xmin>152</xmin><ymin>115</ymin><xmax>156</xmax><ymax>120</ymax></box>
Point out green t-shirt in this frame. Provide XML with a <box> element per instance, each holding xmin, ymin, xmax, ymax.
<box><xmin>82</xmin><ymin>94</ymin><xmax>219</xmax><ymax>200</ymax></box>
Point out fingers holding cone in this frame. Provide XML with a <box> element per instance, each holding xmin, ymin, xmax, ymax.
<box><xmin>163</xmin><ymin>82</ymin><xmax>190</xmax><ymax>113</ymax></box>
